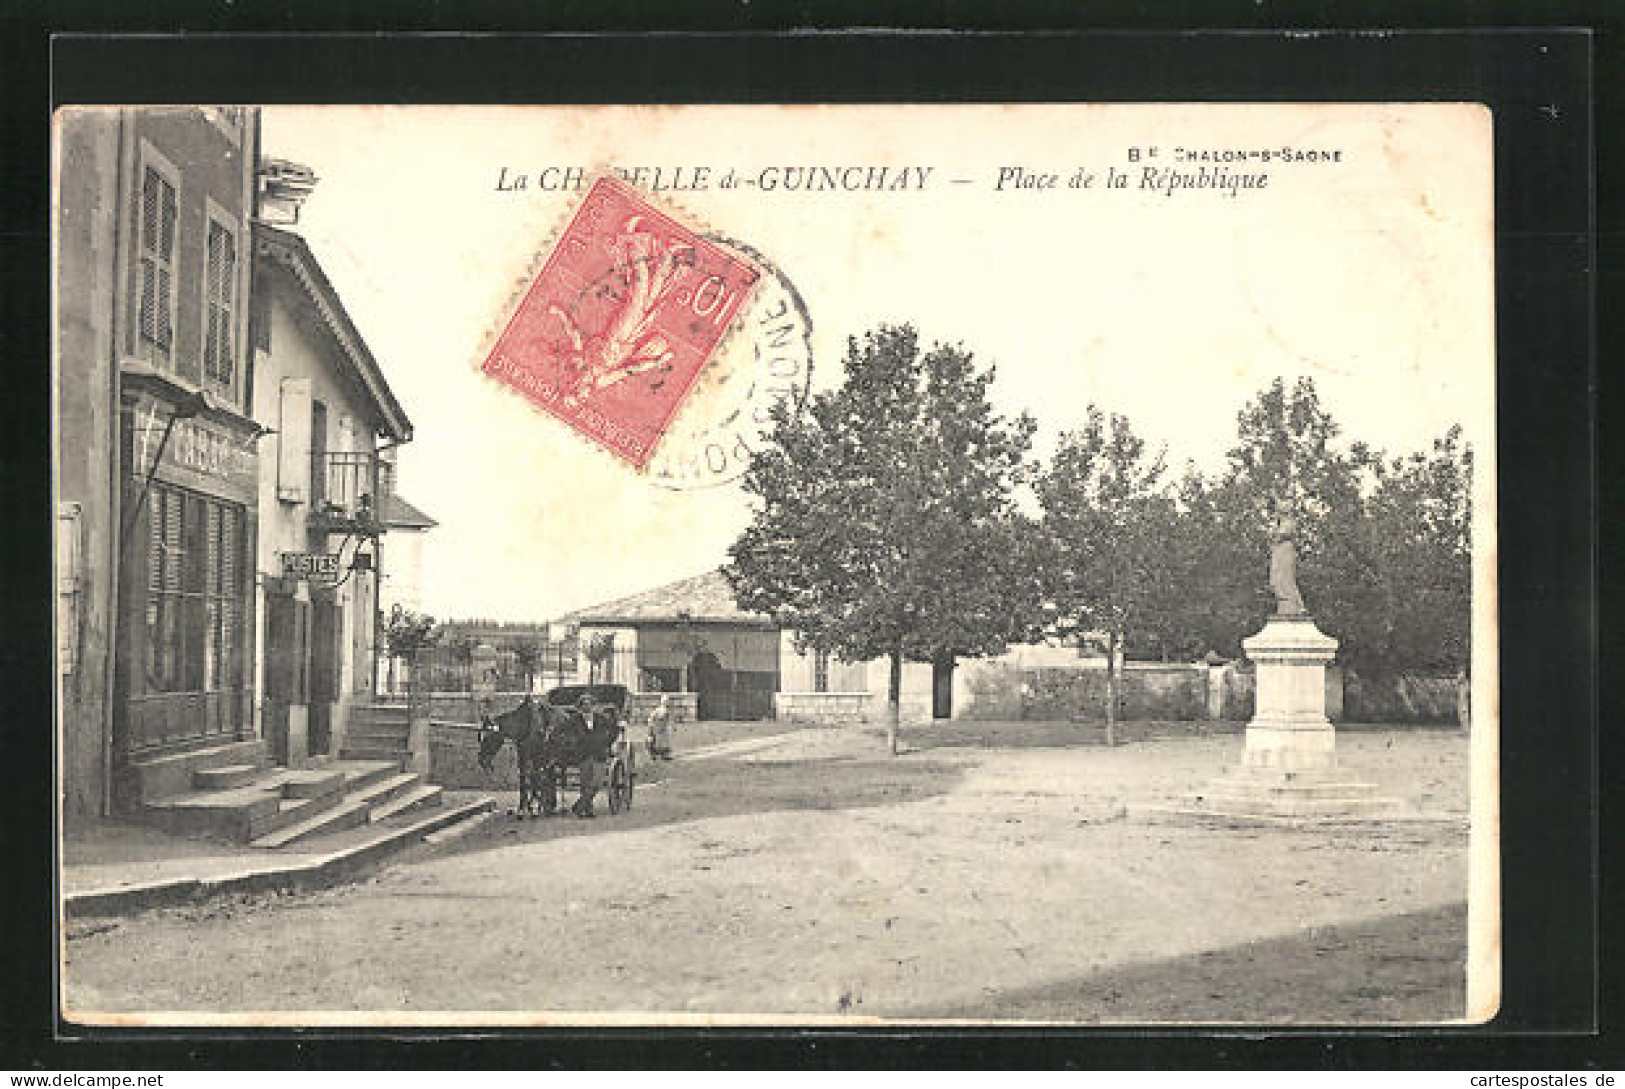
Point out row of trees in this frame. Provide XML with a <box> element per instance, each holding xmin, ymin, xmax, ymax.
<box><xmin>725</xmin><ymin>324</ymin><xmax>1473</xmax><ymax>752</ymax></box>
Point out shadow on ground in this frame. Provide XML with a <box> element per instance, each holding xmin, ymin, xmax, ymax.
<box><xmin>903</xmin><ymin>901</ymin><xmax>1468</xmax><ymax>1024</ymax></box>
<box><xmin>422</xmin><ymin>747</ymin><xmax>967</xmax><ymax>862</ymax></box>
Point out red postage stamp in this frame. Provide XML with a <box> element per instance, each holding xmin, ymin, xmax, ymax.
<box><xmin>481</xmin><ymin>175</ymin><xmax>761</xmax><ymax>467</ymax></box>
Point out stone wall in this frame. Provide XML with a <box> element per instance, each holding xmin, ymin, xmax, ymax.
<box><xmin>961</xmin><ymin>663</ymin><xmax>1211</xmax><ymax>722</ymax></box>
<box><xmin>428</xmin><ymin>719</ymin><xmax>518</xmax><ymax>790</ymax></box>
<box><xmin>628</xmin><ymin>691</ymin><xmax>698</xmax><ymax>726</ymax></box>
<box><xmin>774</xmin><ymin>691</ymin><xmax>872</xmax><ymax>725</ymax></box>
<box><xmin>1343</xmin><ymin>672</ymin><xmax>1463</xmax><ymax>724</ymax></box>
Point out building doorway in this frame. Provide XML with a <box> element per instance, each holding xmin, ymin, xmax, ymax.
<box><xmin>308</xmin><ymin>591</ymin><xmax>342</xmax><ymax>756</ymax></box>
<box><xmin>689</xmin><ymin>650</ymin><xmax>723</xmax><ymax>720</ymax></box>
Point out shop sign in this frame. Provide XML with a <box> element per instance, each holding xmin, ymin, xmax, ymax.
<box><xmin>280</xmin><ymin>551</ymin><xmax>341</xmax><ymax>582</ymax></box>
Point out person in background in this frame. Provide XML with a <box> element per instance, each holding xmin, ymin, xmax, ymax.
<box><xmin>647</xmin><ymin>693</ymin><xmax>674</xmax><ymax>760</ymax></box>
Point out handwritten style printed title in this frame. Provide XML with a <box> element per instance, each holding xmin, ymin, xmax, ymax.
<box><xmin>494</xmin><ymin>146</ymin><xmax>1345</xmax><ymax>202</ymax></box>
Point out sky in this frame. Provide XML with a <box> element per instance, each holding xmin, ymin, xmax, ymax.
<box><xmin>260</xmin><ymin>104</ymin><xmax>1495</xmax><ymax>623</ymax></box>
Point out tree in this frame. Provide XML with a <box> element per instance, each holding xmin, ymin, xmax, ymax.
<box><xmin>1171</xmin><ymin>376</ymin><xmax>1472</xmax><ymax>682</ymax></box>
<box><xmin>1345</xmin><ymin>426</ymin><xmax>1473</xmax><ymax>676</ymax></box>
<box><xmin>726</xmin><ymin>324</ymin><xmax>1041</xmax><ymax>754</ymax></box>
<box><xmin>445</xmin><ymin>632</ymin><xmax>477</xmax><ymax>691</ymax></box>
<box><xmin>1035</xmin><ymin>407</ymin><xmax>1176</xmax><ymax>745</ymax></box>
<box><xmin>1203</xmin><ymin>376</ymin><xmax>1373</xmax><ymax>656</ymax></box>
<box><xmin>511</xmin><ymin>636</ymin><xmax>543</xmax><ymax>693</ymax></box>
<box><xmin>382</xmin><ymin>605</ymin><xmax>438</xmax><ymax>700</ymax></box>
<box><xmin>584</xmin><ymin>632</ymin><xmax>617</xmax><ymax>684</ymax></box>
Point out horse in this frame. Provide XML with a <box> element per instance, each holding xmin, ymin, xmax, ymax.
<box><xmin>477</xmin><ymin>695</ymin><xmax>626</xmax><ymax>818</ymax></box>
<box><xmin>477</xmin><ymin>696</ymin><xmax>566</xmax><ymax>818</ymax></box>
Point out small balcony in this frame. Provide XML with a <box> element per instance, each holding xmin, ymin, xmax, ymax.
<box><xmin>310</xmin><ymin>451</ymin><xmax>393</xmax><ymax>536</ymax></box>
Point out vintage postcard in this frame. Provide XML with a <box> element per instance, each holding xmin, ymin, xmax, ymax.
<box><xmin>54</xmin><ymin>103</ymin><xmax>1497</xmax><ymax>1026</ymax></box>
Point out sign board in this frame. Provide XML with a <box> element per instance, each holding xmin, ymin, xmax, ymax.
<box><xmin>280</xmin><ymin>551</ymin><xmax>342</xmax><ymax>582</ymax></box>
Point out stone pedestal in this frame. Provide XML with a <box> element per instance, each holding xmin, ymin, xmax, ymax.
<box><xmin>1175</xmin><ymin>612</ymin><xmax>1395</xmax><ymax>824</ymax></box>
<box><xmin>1240</xmin><ymin>614</ymin><xmax>1339</xmax><ymax>772</ymax></box>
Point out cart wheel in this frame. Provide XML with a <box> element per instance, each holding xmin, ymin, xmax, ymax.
<box><xmin>607</xmin><ymin>757</ymin><xmax>632</xmax><ymax>815</ymax></box>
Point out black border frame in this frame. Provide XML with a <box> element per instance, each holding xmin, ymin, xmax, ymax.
<box><xmin>4</xmin><ymin>19</ymin><xmax>1603</xmax><ymax>1070</ymax></box>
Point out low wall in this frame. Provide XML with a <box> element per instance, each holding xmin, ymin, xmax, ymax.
<box><xmin>774</xmin><ymin>691</ymin><xmax>872</xmax><ymax>725</ymax></box>
<box><xmin>1344</xmin><ymin>672</ymin><xmax>1463</xmax><ymax>724</ymax></box>
<box><xmin>428</xmin><ymin>719</ymin><xmax>518</xmax><ymax>790</ymax></box>
<box><xmin>961</xmin><ymin>663</ymin><xmax>1211</xmax><ymax>722</ymax></box>
<box><xmin>628</xmin><ymin>692</ymin><xmax>698</xmax><ymax>726</ymax></box>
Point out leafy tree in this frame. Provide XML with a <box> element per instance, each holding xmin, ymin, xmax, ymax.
<box><xmin>1177</xmin><ymin>376</ymin><xmax>1471</xmax><ymax>681</ymax></box>
<box><xmin>727</xmin><ymin>324</ymin><xmax>1041</xmax><ymax>754</ymax></box>
<box><xmin>382</xmin><ymin>605</ymin><xmax>438</xmax><ymax>699</ymax></box>
<box><xmin>1345</xmin><ymin>426</ymin><xmax>1473</xmax><ymax>676</ymax></box>
<box><xmin>445</xmin><ymin>632</ymin><xmax>478</xmax><ymax>691</ymax></box>
<box><xmin>1035</xmin><ymin>407</ymin><xmax>1176</xmax><ymax>744</ymax></box>
<box><xmin>584</xmin><ymin>632</ymin><xmax>617</xmax><ymax>684</ymax></box>
<box><xmin>510</xmin><ymin>636</ymin><xmax>543</xmax><ymax>693</ymax></box>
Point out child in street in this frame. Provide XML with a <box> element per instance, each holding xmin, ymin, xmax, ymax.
<box><xmin>647</xmin><ymin>693</ymin><xmax>674</xmax><ymax>760</ymax></box>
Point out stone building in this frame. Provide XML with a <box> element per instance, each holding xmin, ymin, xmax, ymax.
<box><xmin>569</xmin><ymin>570</ymin><xmax>870</xmax><ymax>722</ymax></box>
<box><xmin>54</xmin><ymin>111</ymin><xmax>427</xmax><ymax>829</ymax></box>
<box><xmin>55</xmin><ymin>107</ymin><xmax>264</xmax><ymax>820</ymax></box>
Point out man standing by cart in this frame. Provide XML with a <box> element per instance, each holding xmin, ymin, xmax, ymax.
<box><xmin>571</xmin><ymin>691</ymin><xmax>613</xmax><ymax>818</ymax></box>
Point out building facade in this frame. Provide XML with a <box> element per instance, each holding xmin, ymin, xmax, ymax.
<box><xmin>250</xmin><ymin>224</ymin><xmax>412</xmax><ymax>766</ymax></box>
<box><xmin>570</xmin><ymin>571</ymin><xmax>870</xmax><ymax>721</ymax></box>
<box><xmin>55</xmin><ymin>109</ymin><xmax>420</xmax><ymax>821</ymax></box>
<box><xmin>56</xmin><ymin>107</ymin><xmax>265</xmax><ymax>820</ymax></box>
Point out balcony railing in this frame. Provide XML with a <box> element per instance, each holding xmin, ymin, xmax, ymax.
<box><xmin>310</xmin><ymin>451</ymin><xmax>392</xmax><ymax>535</ymax></box>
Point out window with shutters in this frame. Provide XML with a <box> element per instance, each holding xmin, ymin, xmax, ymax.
<box><xmin>814</xmin><ymin>649</ymin><xmax>831</xmax><ymax>693</ymax></box>
<box><xmin>144</xmin><ymin>482</ymin><xmax>244</xmax><ymax>696</ymax></box>
<box><xmin>134</xmin><ymin>147</ymin><xmax>180</xmax><ymax>367</ymax></box>
<box><xmin>202</xmin><ymin>207</ymin><xmax>239</xmax><ymax>394</ymax></box>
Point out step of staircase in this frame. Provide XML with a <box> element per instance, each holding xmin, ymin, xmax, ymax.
<box><xmin>369</xmin><ymin>783</ymin><xmax>443</xmax><ymax>823</ymax></box>
<box><xmin>344</xmin><ymin>728</ymin><xmax>411</xmax><ymax>749</ymax></box>
<box><xmin>353</xmin><ymin>703</ymin><xmax>413</xmax><ymax>723</ymax></box>
<box><xmin>250</xmin><ymin>796</ymin><xmax>374</xmax><ymax>849</ymax></box>
<box><xmin>250</xmin><ymin>773</ymin><xmax>439</xmax><ymax>848</ymax></box>
<box><xmin>124</xmin><ymin>739</ymin><xmax>268</xmax><ymax>808</ymax></box>
<box><xmin>281</xmin><ymin>769</ymin><xmax>348</xmax><ymax>799</ymax></box>
<box><xmin>346</xmin><ymin>771</ymin><xmax>426</xmax><ymax>811</ymax></box>
<box><xmin>338</xmin><ymin>746</ymin><xmax>409</xmax><ymax>765</ymax></box>
<box><xmin>191</xmin><ymin>763</ymin><xmax>261</xmax><ymax>791</ymax></box>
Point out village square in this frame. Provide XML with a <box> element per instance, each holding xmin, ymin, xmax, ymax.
<box><xmin>55</xmin><ymin>106</ymin><xmax>1489</xmax><ymax>1024</ymax></box>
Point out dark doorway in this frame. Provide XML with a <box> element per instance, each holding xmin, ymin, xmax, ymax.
<box><xmin>932</xmin><ymin>658</ymin><xmax>955</xmax><ymax>719</ymax></box>
<box><xmin>308</xmin><ymin>594</ymin><xmax>342</xmax><ymax>756</ymax></box>
<box><xmin>689</xmin><ymin>650</ymin><xmax>723</xmax><ymax>720</ymax></box>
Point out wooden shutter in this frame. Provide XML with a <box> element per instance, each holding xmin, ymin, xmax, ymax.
<box><xmin>277</xmin><ymin>377</ymin><xmax>313</xmax><ymax>502</ymax></box>
<box><xmin>204</xmin><ymin>220</ymin><xmax>237</xmax><ymax>388</ymax></box>
<box><xmin>136</xmin><ymin>167</ymin><xmax>178</xmax><ymax>363</ymax></box>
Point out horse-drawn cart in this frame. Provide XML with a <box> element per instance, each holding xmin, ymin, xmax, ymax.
<box><xmin>477</xmin><ymin>682</ymin><xmax>637</xmax><ymax>817</ymax></box>
<box><xmin>544</xmin><ymin>684</ymin><xmax>636</xmax><ymax>814</ymax></box>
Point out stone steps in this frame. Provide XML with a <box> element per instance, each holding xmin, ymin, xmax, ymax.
<box><xmin>122</xmin><ymin>738</ymin><xmax>268</xmax><ymax>808</ymax></box>
<box><xmin>250</xmin><ymin>771</ymin><xmax>437</xmax><ymax>848</ymax></box>
<box><xmin>369</xmin><ymin>783</ymin><xmax>443</xmax><ymax>823</ymax></box>
<box><xmin>250</xmin><ymin>797</ymin><xmax>374</xmax><ymax>849</ymax></box>
<box><xmin>338</xmin><ymin>746</ymin><xmax>410</xmax><ymax>766</ymax></box>
<box><xmin>191</xmin><ymin>763</ymin><xmax>261</xmax><ymax>791</ymax></box>
<box><xmin>140</xmin><ymin>757</ymin><xmax>429</xmax><ymax>847</ymax></box>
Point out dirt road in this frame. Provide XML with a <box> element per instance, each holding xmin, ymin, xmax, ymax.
<box><xmin>63</xmin><ymin>723</ymin><xmax>1472</xmax><ymax>1024</ymax></box>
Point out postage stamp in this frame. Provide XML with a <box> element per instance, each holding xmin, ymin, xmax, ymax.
<box><xmin>645</xmin><ymin>234</ymin><xmax>814</xmax><ymax>490</ymax></box>
<box><xmin>481</xmin><ymin>175</ymin><xmax>761</xmax><ymax>468</ymax></box>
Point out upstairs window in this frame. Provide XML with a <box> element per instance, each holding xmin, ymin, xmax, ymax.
<box><xmin>202</xmin><ymin>213</ymin><xmax>238</xmax><ymax>391</ymax></box>
<box><xmin>135</xmin><ymin>161</ymin><xmax>179</xmax><ymax>365</ymax></box>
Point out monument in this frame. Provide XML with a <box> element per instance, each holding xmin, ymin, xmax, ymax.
<box><xmin>1179</xmin><ymin>514</ymin><xmax>1393</xmax><ymax>821</ymax></box>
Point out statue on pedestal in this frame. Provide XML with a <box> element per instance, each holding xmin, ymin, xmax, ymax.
<box><xmin>1269</xmin><ymin>513</ymin><xmax>1307</xmax><ymax>617</ymax></box>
